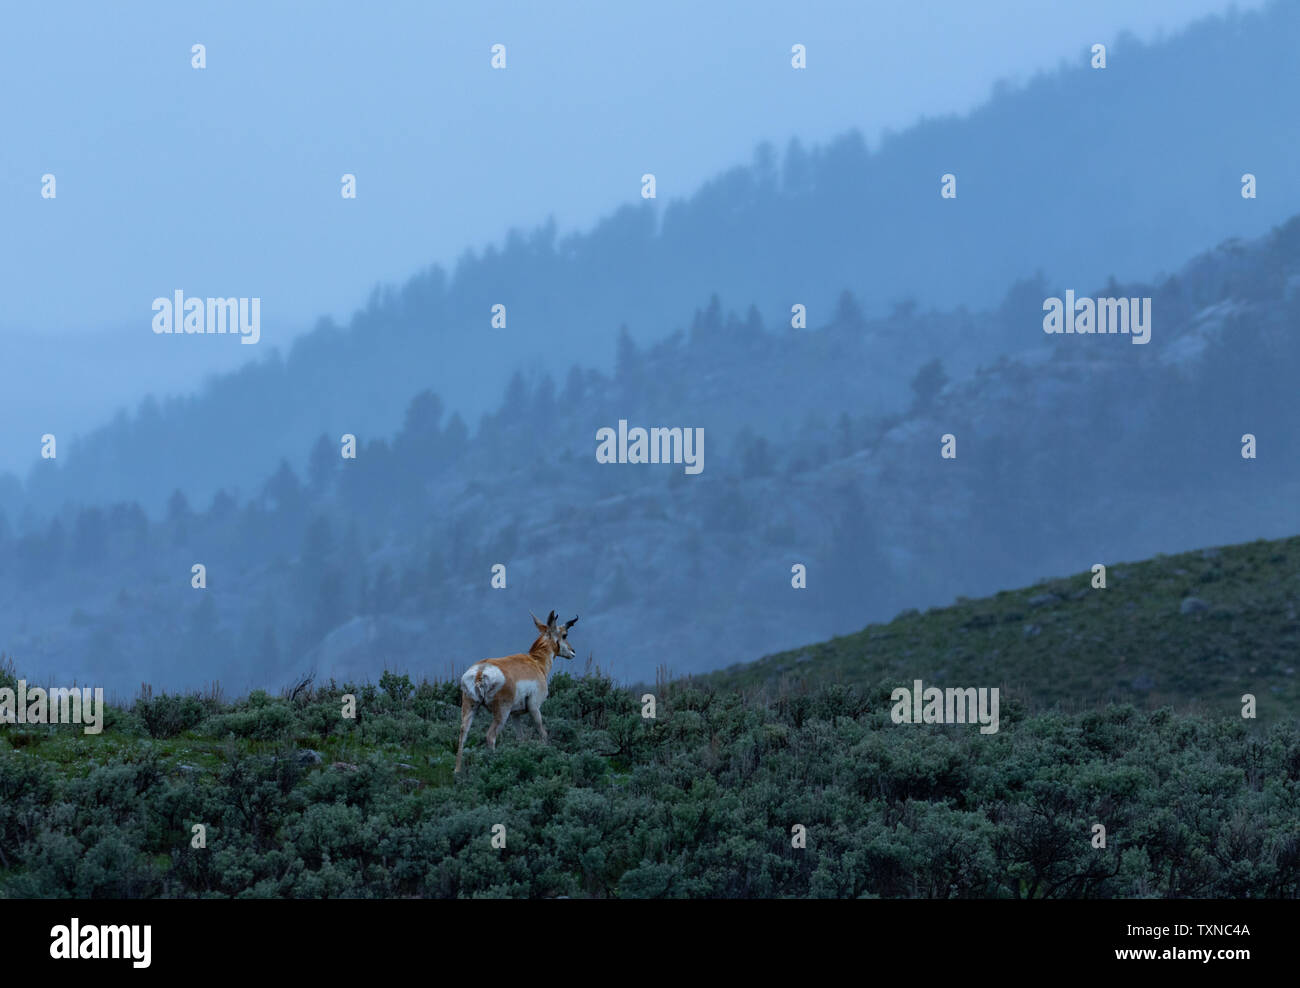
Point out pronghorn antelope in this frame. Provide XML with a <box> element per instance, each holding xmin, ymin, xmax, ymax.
<box><xmin>454</xmin><ymin>610</ymin><xmax>578</xmax><ymax>774</ymax></box>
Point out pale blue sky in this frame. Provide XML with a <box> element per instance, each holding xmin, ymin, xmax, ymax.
<box><xmin>0</xmin><ymin>0</ymin><xmax>1267</xmax><ymax>339</ymax></box>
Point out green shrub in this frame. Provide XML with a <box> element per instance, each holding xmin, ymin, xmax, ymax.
<box><xmin>135</xmin><ymin>692</ymin><xmax>207</xmax><ymax>739</ymax></box>
<box><xmin>2</xmin><ymin>670</ymin><xmax>1299</xmax><ymax>899</ymax></box>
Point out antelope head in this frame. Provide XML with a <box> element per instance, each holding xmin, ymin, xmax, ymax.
<box><xmin>531</xmin><ymin>609</ymin><xmax>578</xmax><ymax>659</ymax></box>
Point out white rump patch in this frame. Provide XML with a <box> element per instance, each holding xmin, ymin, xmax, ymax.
<box><xmin>462</xmin><ymin>663</ymin><xmax>507</xmax><ymax>705</ymax></box>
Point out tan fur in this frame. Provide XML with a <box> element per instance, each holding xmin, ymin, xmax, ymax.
<box><xmin>454</xmin><ymin>613</ymin><xmax>575</xmax><ymax>774</ymax></box>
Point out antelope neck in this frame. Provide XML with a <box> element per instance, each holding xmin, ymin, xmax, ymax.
<box><xmin>529</xmin><ymin>636</ymin><xmax>557</xmax><ymax>668</ymax></box>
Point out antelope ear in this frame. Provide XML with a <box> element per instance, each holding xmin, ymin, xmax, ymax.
<box><xmin>531</xmin><ymin>610</ymin><xmax>547</xmax><ymax>632</ymax></box>
<box><xmin>565</xmin><ymin>615</ymin><xmax>579</xmax><ymax>630</ymax></box>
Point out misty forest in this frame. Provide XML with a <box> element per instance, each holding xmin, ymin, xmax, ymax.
<box><xmin>1</xmin><ymin>1</ymin><xmax>1299</xmax><ymax>900</ymax></box>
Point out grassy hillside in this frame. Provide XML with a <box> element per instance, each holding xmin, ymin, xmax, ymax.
<box><xmin>703</xmin><ymin>535</ymin><xmax>1300</xmax><ymax>720</ymax></box>
<box><xmin>1</xmin><ymin>535</ymin><xmax>1298</xmax><ymax>898</ymax></box>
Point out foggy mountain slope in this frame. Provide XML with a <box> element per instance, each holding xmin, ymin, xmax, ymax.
<box><xmin>6</xmin><ymin>0</ymin><xmax>1300</xmax><ymax>513</ymax></box>
<box><xmin>2</xmin><ymin>214</ymin><xmax>1299</xmax><ymax>692</ymax></box>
